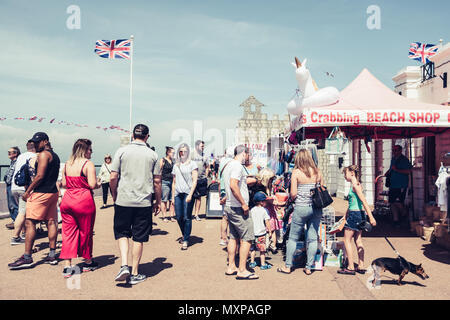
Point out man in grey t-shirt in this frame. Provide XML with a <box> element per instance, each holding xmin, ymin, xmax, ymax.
<box><xmin>110</xmin><ymin>124</ymin><xmax>162</xmax><ymax>286</ymax></box>
<box><xmin>192</xmin><ymin>140</ymin><xmax>209</xmax><ymax>221</ymax></box>
<box><xmin>224</xmin><ymin>145</ymin><xmax>258</xmax><ymax>280</ymax></box>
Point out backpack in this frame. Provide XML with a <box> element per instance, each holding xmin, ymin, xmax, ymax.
<box><xmin>14</xmin><ymin>159</ymin><xmax>31</xmax><ymax>187</ymax></box>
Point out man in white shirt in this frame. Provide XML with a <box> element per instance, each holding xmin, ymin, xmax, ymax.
<box><xmin>10</xmin><ymin>141</ymin><xmax>36</xmax><ymax>245</ymax></box>
<box><xmin>223</xmin><ymin>145</ymin><xmax>259</xmax><ymax>280</ymax></box>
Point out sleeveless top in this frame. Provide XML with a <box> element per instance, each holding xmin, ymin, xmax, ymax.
<box><xmin>35</xmin><ymin>150</ymin><xmax>60</xmax><ymax>194</ymax></box>
<box><xmin>348</xmin><ymin>186</ymin><xmax>364</xmax><ymax>211</ymax></box>
<box><xmin>161</xmin><ymin>158</ymin><xmax>174</xmax><ymax>182</ymax></box>
<box><xmin>65</xmin><ymin>161</ymin><xmax>91</xmax><ymax>188</ymax></box>
<box><xmin>295</xmin><ymin>183</ymin><xmax>316</xmax><ymax>206</ymax></box>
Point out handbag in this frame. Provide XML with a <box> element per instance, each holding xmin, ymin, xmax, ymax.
<box><xmin>329</xmin><ymin>217</ymin><xmax>346</xmax><ymax>235</ymax></box>
<box><xmin>310</xmin><ymin>174</ymin><xmax>333</xmax><ymax>209</ymax></box>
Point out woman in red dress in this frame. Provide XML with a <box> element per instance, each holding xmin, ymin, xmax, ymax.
<box><xmin>60</xmin><ymin>139</ymin><xmax>99</xmax><ymax>278</ymax></box>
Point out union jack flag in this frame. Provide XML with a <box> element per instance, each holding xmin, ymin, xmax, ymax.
<box><xmin>95</xmin><ymin>39</ymin><xmax>131</xmax><ymax>59</ymax></box>
<box><xmin>409</xmin><ymin>42</ymin><xmax>438</xmax><ymax>64</ymax></box>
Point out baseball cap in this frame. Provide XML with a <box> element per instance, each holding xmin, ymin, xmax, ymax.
<box><xmin>30</xmin><ymin>132</ymin><xmax>49</xmax><ymax>143</ymax></box>
<box><xmin>133</xmin><ymin>124</ymin><xmax>150</xmax><ymax>137</ymax></box>
<box><xmin>253</xmin><ymin>191</ymin><xmax>268</xmax><ymax>203</ymax></box>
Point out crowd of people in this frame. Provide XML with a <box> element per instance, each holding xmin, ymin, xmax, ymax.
<box><xmin>4</xmin><ymin>124</ymin><xmax>415</xmax><ymax>285</ymax></box>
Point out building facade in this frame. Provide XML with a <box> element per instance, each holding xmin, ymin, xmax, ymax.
<box><xmin>235</xmin><ymin>96</ymin><xmax>290</xmax><ymax>166</ymax></box>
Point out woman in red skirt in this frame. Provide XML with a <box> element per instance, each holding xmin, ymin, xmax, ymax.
<box><xmin>60</xmin><ymin>139</ymin><xmax>99</xmax><ymax>278</ymax></box>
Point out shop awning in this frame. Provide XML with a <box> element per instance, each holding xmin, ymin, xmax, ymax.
<box><xmin>293</xmin><ymin>68</ymin><xmax>450</xmax><ymax>139</ymax></box>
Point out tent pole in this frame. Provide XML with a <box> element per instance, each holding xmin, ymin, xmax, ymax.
<box><xmin>409</xmin><ymin>136</ymin><xmax>415</xmax><ymax>221</ymax></box>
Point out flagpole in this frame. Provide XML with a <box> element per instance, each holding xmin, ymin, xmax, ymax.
<box><xmin>129</xmin><ymin>35</ymin><xmax>134</xmax><ymax>141</ymax></box>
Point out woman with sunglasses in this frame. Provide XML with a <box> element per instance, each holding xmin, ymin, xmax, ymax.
<box><xmin>60</xmin><ymin>139</ymin><xmax>99</xmax><ymax>277</ymax></box>
<box><xmin>171</xmin><ymin>143</ymin><xmax>198</xmax><ymax>250</ymax></box>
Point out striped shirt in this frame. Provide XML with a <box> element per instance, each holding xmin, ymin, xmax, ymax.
<box><xmin>295</xmin><ymin>183</ymin><xmax>316</xmax><ymax>206</ymax></box>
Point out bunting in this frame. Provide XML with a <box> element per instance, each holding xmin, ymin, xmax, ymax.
<box><xmin>0</xmin><ymin>116</ymin><xmax>130</xmax><ymax>134</ymax></box>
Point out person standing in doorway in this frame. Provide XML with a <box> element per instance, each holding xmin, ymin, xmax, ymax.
<box><xmin>110</xmin><ymin>124</ymin><xmax>162</xmax><ymax>285</ymax></box>
<box><xmin>384</xmin><ymin>145</ymin><xmax>412</xmax><ymax>228</ymax></box>
<box><xmin>192</xmin><ymin>140</ymin><xmax>209</xmax><ymax>221</ymax></box>
<box><xmin>8</xmin><ymin>133</ymin><xmax>60</xmax><ymax>269</ymax></box>
<box><xmin>97</xmin><ymin>154</ymin><xmax>113</xmax><ymax>209</ymax></box>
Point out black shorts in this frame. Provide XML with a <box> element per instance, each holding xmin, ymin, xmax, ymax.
<box><xmin>113</xmin><ymin>205</ymin><xmax>153</xmax><ymax>242</ymax></box>
<box><xmin>193</xmin><ymin>178</ymin><xmax>208</xmax><ymax>199</ymax></box>
<box><xmin>388</xmin><ymin>188</ymin><xmax>407</xmax><ymax>204</ymax></box>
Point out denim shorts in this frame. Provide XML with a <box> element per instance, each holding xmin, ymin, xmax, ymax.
<box><xmin>161</xmin><ymin>180</ymin><xmax>172</xmax><ymax>202</ymax></box>
<box><xmin>345</xmin><ymin>210</ymin><xmax>366</xmax><ymax>232</ymax></box>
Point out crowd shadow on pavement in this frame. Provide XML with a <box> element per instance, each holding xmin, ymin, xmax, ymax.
<box><xmin>90</xmin><ymin>254</ymin><xmax>118</xmax><ymax>270</ymax></box>
<box><xmin>116</xmin><ymin>257</ymin><xmax>173</xmax><ymax>288</ymax></box>
<box><xmin>421</xmin><ymin>243</ymin><xmax>450</xmax><ymax>265</ymax></box>
<box><xmin>189</xmin><ymin>236</ymin><xmax>204</xmax><ymax>247</ymax></box>
<box><xmin>152</xmin><ymin>228</ymin><xmax>169</xmax><ymax>236</ymax></box>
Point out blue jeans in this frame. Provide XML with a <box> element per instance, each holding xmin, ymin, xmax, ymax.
<box><xmin>6</xmin><ymin>184</ymin><xmax>18</xmax><ymax>221</ymax></box>
<box><xmin>285</xmin><ymin>205</ymin><xmax>322</xmax><ymax>270</ymax></box>
<box><xmin>174</xmin><ymin>193</ymin><xmax>194</xmax><ymax>242</ymax></box>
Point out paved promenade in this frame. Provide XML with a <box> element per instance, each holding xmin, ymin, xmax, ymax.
<box><xmin>1</xmin><ymin>197</ymin><xmax>449</xmax><ymax>300</ymax></box>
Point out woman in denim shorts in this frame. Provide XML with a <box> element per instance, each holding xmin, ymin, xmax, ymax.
<box><xmin>338</xmin><ymin>165</ymin><xmax>377</xmax><ymax>275</ymax></box>
<box><xmin>159</xmin><ymin>147</ymin><xmax>175</xmax><ymax>222</ymax></box>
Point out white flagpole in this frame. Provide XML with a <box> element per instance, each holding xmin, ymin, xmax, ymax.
<box><xmin>129</xmin><ymin>35</ymin><xmax>134</xmax><ymax>141</ymax></box>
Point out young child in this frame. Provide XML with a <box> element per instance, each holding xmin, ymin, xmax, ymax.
<box><xmin>249</xmin><ymin>192</ymin><xmax>273</xmax><ymax>270</ymax></box>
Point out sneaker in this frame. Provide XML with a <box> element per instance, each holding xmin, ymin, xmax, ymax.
<box><xmin>5</xmin><ymin>223</ymin><xmax>14</xmax><ymax>230</ymax></box>
<box><xmin>20</xmin><ymin>233</ymin><xmax>26</xmax><ymax>240</ymax></box>
<box><xmin>181</xmin><ymin>241</ymin><xmax>188</xmax><ymax>250</ymax></box>
<box><xmin>81</xmin><ymin>261</ymin><xmax>98</xmax><ymax>272</ymax></box>
<box><xmin>115</xmin><ymin>265</ymin><xmax>130</xmax><ymax>281</ymax></box>
<box><xmin>219</xmin><ymin>239</ymin><xmax>228</xmax><ymax>246</ymax></box>
<box><xmin>129</xmin><ymin>274</ymin><xmax>147</xmax><ymax>285</ymax></box>
<box><xmin>43</xmin><ymin>255</ymin><xmax>59</xmax><ymax>265</ymax></box>
<box><xmin>10</xmin><ymin>237</ymin><xmax>25</xmax><ymax>246</ymax></box>
<box><xmin>249</xmin><ymin>262</ymin><xmax>257</xmax><ymax>268</ymax></box>
<box><xmin>260</xmin><ymin>264</ymin><xmax>272</xmax><ymax>270</ymax></box>
<box><xmin>62</xmin><ymin>266</ymin><xmax>74</xmax><ymax>278</ymax></box>
<box><xmin>195</xmin><ymin>216</ymin><xmax>202</xmax><ymax>221</ymax></box>
<box><xmin>8</xmin><ymin>255</ymin><xmax>34</xmax><ymax>269</ymax></box>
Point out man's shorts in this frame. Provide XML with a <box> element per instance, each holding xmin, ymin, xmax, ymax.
<box><xmin>12</xmin><ymin>189</ymin><xmax>26</xmax><ymax>215</ymax></box>
<box><xmin>114</xmin><ymin>205</ymin><xmax>153</xmax><ymax>243</ymax></box>
<box><xmin>388</xmin><ymin>188</ymin><xmax>407</xmax><ymax>204</ymax></box>
<box><xmin>224</xmin><ymin>206</ymin><xmax>254</xmax><ymax>242</ymax></box>
<box><xmin>250</xmin><ymin>234</ymin><xmax>267</xmax><ymax>252</ymax></box>
<box><xmin>26</xmin><ymin>192</ymin><xmax>58</xmax><ymax>221</ymax></box>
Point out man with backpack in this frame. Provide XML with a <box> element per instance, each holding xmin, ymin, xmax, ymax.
<box><xmin>10</xmin><ymin>140</ymin><xmax>36</xmax><ymax>245</ymax></box>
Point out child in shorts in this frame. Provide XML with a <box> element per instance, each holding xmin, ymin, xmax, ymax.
<box><xmin>249</xmin><ymin>192</ymin><xmax>272</xmax><ymax>270</ymax></box>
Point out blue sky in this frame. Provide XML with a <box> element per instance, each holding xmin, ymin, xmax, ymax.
<box><xmin>1</xmin><ymin>0</ymin><xmax>449</xmax><ymax>165</ymax></box>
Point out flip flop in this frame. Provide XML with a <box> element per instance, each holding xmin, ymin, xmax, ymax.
<box><xmin>355</xmin><ymin>268</ymin><xmax>367</xmax><ymax>274</ymax></box>
<box><xmin>236</xmin><ymin>273</ymin><xmax>259</xmax><ymax>280</ymax></box>
<box><xmin>303</xmin><ymin>269</ymin><xmax>312</xmax><ymax>276</ymax></box>
<box><xmin>225</xmin><ymin>271</ymin><xmax>238</xmax><ymax>276</ymax></box>
<box><xmin>277</xmin><ymin>267</ymin><xmax>291</xmax><ymax>275</ymax></box>
<box><xmin>337</xmin><ymin>268</ymin><xmax>356</xmax><ymax>275</ymax></box>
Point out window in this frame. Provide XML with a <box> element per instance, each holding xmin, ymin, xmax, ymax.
<box><xmin>421</xmin><ymin>61</ymin><xmax>435</xmax><ymax>82</ymax></box>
